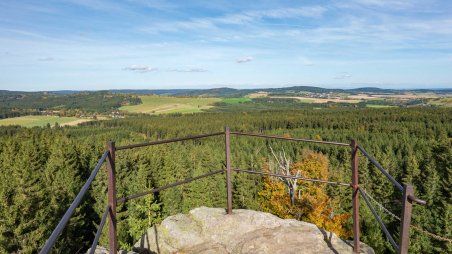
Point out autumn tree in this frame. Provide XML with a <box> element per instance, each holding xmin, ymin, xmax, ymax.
<box><xmin>259</xmin><ymin>148</ymin><xmax>351</xmax><ymax>238</ymax></box>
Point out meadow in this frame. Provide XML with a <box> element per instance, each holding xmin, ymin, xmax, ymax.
<box><xmin>427</xmin><ymin>97</ymin><xmax>452</xmax><ymax>107</ymax></box>
<box><xmin>221</xmin><ymin>97</ymin><xmax>252</xmax><ymax>104</ymax></box>
<box><xmin>119</xmin><ymin>95</ymin><xmax>221</xmax><ymax>114</ymax></box>
<box><xmin>0</xmin><ymin>115</ymin><xmax>92</xmax><ymax>127</ymax></box>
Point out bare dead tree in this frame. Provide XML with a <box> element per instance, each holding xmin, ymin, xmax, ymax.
<box><xmin>268</xmin><ymin>146</ymin><xmax>301</xmax><ymax>205</ymax></box>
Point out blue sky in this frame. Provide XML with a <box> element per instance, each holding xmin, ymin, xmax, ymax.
<box><xmin>0</xmin><ymin>0</ymin><xmax>451</xmax><ymax>91</ymax></box>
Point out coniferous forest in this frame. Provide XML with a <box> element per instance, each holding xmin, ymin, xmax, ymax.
<box><xmin>0</xmin><ymin>108</ymin><xmax>451</xmax><ymax>253</ymax></box>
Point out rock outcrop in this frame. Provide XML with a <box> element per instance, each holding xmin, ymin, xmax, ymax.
<box><xmin>131</xmin><ymin>207</ymin><xmax>374</xmax><ymax>254</ymax></box>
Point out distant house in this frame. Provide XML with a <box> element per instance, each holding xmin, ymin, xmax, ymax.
<box><xmin>110</xmin><ymin>110</ymin><xmax>124</xmax><ymax>118</ymax></box>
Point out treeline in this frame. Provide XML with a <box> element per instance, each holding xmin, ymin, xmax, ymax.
<box><xmin>209</xmin><ymin>97</ymin><xmax>362</xmax><ymax>112</ymax></box>
<box><xmin>209</xmin><ymin>97</ymin><xmax>439</xmax><ymax>112</ymax></box>
<box><xmin>0</xmin><ymin>108</ymin><xmax>450</xmax><ymax>253</ymax></box>
<box><xmin>0</xmin><ymin>91</ymin><xmax>141</xmax><ymax>119</ymax></box>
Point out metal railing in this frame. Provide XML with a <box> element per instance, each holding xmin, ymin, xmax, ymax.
<box><xmin>357</xmin><ymin>145</ymin><xmax>426</xmax><ymax>253</ymax></box>
<box><xmin>39</xmin><ymin>127</ymin><xmax>426</xmax><ymax>254</ymax></box>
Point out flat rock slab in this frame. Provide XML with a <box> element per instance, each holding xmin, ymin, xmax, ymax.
<box><xmin>132</xmin><ymin>207</ymin><xmax>374</xmax><ymax>254</ymax></box>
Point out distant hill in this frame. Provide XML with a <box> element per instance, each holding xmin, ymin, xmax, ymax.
<box><xmin>3</xmin><ymin>86</ymin><xmax>451</xmax><ymax>98</ymax></box>
<box><xmin>109</xmin><ymin>86</ymin><xmax>451</xmax><ymax>97</ymax></box>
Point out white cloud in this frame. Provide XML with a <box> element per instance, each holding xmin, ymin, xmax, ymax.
<box><xmin>236</xmin><ymin>56</ymin><xmax>253</xmax><ymax>63</ymax></box>
<box><xmin>334</xmin><ymin>73</ymin><xmax>352</xmax><ymax>79</ymax></box>
<box><xmin>126</xmin><ymin>0</ymin><xmax>177</xmax><ymax>10</ymax></box>
<box><xmin>123</xmin><ymin>65</ymin><xmax>158</xmax><ymax>73</ymax></box>
<box><xmin>139</xmin><ymin>19</ymin><xmax>215</xmax><ymax>34</ymax></box>
<box><xmin>352</xmin><ymin>0</ymin><xmax>412</xmax><ymax>9</ymax></box>
<box><xmin>139</xmin><ymin>6</ymin><xmax>327</xmax><ymax>34</ymax></box>
<box><xmin>216</xmin><ymin>6</ymin><xmax>327</xmax><ymax>25</ymax></box>
<box><xmin>63</xmin><ymin>0</ymin><xmax>123</xmax><ymax>12</ymax></box>
<box><xmin>37</xmin><ymin>57</ymin><xmax>55</xmax><ymax>61</ymax></box>
<box><xmin>257</xmin><ymin>6</ymin><xmax>327</xmax><ymax>19</ymax></box>
<box><xmin>167</xmin><ymin>67</ymin><xmax>207</xmax><ymax>72</ymax></box>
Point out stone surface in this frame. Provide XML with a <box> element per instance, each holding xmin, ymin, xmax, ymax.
<box><xmin>87</xmin><ymin>246</ymin><xmax>138</xmax><ymax>254</ymax></box>
<box><xmin>132</xmin><ymin>207</ymin><xmax>374</xmax><ymax>254</ymax></box>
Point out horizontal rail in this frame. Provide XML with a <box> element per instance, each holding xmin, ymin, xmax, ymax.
<box><xmin>232</xmin><ymin>168</ymin><xmax>352</xmax><ymax>187</ymax></box>
<box><xmin>39</xmin><ymin>151</ymin><xmax>109</xmax><ymax>254</ymax></box>
<box><xmin>117</xmin><ymin>169</ymin><xmax>224</xmax><ymax>203</ymax></box>
<box><xmin>116</xmin><ymin>132</ymin><xmax>225</xmax><ymax>150</ymax></box>
<box><xmin>231</xmin><ymin>132</ymin><xmax>350</xmax><ymax>147</ymax></box>
<box><xmin>88</xmin><ymin>205</ymin><xmax>110</xmax><ymax>254</ymax></box>
<box><xmin>357</xmin><ymin>146</ymin><xmax>404</xmax><ymax>191</ymax></box>
<box><xmin>359</xmin><ymin>188</ymin><xmax>399</xmax><ymax>252</ymax></box>
<box><xmin>408</xmin><ymin>195</ymin><xmax>427</xmax><ymax>205</ymax></box>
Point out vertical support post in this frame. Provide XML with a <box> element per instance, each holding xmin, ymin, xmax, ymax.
<box><xmin>106</xmin><ymin>141</ymin><xmax>117</xmax><ymax>254</ymax></box>
<box><xmin>351</xmin><ymin>139</ymin><xmax>360</xmax><ymax>253</ymax></box>
<box><xmin>399</xmin><ymin>184</ymin><xmax>413</xmax><ymax>254</ymax></box>
<box><xmin>225</xmin><ymin>127</ymin><xmax>233</xmax><ymax>214</ymax></box>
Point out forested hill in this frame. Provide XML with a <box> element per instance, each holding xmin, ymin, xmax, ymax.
<box><xmin>0</xmin><ymin>108</ymin><xmax>450</xmax><ymax>253</ymax></box>
<box><xmin>130</xmin><ymin>86</ymin><xmax>451</xmax><ymax>97</ymax></box>
<box><xmin>0</xmin><ymin>91</ymin><xmax>141</xmax><ymax>119</ymax></box>
<box><xmin>4</xmin><ymin>86</ymin><xmax>451</xmax><ymax>97</ymax></box>
<box><xmin>78</xmin><ymin>86</ymin><xmax>452</xmax><ymax>97</ymax></box>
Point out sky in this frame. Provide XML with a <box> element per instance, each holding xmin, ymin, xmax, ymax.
<box><xmin>0</xmin><ymin>0</ymin><xmax>451</xmax><ymax>91</ymax></box>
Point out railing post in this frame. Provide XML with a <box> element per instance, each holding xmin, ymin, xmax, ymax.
<box><xmin>225</xmin><ymin>127</ymin><xmax>233</xmax><ymax>214</ymax></box>
<box><xmin>399</xmin><ymin>184</ymin><xmax>414</xmax><ymax>254</ymax></box>
<box><xmin>106</xmin><ymin>141</ymin><xmax>117</xmax><ymax>253</ymax></box>
<box><xmin>351</xmin><ymin>139</ymin><xmax>360</xmax><ymax>253</ymax></box>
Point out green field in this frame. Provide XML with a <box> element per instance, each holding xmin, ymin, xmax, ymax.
<box><xmin>365</xmin><ymin>104</ymin><xmax>397</xmax><ymax>108</ymax></box>
<box><xmin>221</xmin><ymin>97</ymin><xmax>252</xmax><ymax>104</ymax></box>
<box><xmin>0</xmin><ymin>116</ymin><xmax>90</xmax><ymax>127</ymax></box>
<box><xmin>428</xmin><ymin>97</ymin><xmax>452</xmax><ymax>107</ymax></box>
<box><xmin>119</xmin><ymin>95</ymin><xmax>221</xmax><ymax>114</ymax></box>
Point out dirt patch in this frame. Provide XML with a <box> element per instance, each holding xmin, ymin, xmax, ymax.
<box><xmin>61</xmin><ymin>119</ymin><xmax>93</xmax><ymax>126</ymax></box>
<box><xmin>270</xmin><ymin>96</ymin><xmax>362</xmax><ymax>103</ymax></box>
<box><xmin>247</xmin><ymin>92</ymin><xmax>268</xmax><ymax>98</ymax></box>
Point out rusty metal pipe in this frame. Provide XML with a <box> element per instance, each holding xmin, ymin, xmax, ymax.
<box><xmin>89</xmin><ymin>205</ymin><xmax>110</xmax><ymax>254</ymax></box>
<box><xmin>225</xmin><ymin>127</ymin><xmax>233</xmax><ymax>214</ymax></box>
<box><xmin>351</xmin><ymin>139</ymin><xmax>360</xmax><ymax>253</ymax></box>
<box><xmin>39</xmin><ymin>151</ymin><xmax>109</xmax><ymax>254</ymax></box>
<box><xmin>231</xmin><ymin>132</ymin><xmax>350</xmax><ymax>146</ymax></box>
<box><xmin>408</xmin><ymin>195</ymin><xmax>426</xmax><ymax>205</ymax></box>
<box><xmin>399</xmin><ymin>184</ymin><xmax>414</xmax><ymax>254</ymax></box>
<box><xmin>357</xmin><ymin>145</ymin><xmax>404</xmax><ymax>191</ymax></box>
<box><xmin>232</xmin><ymin>168</ymin><xmax>351</xmax><ymax>187</ymax></box>
<box><xmin>106</xmin><ymin>142</ymin><xmax>117</xmax><ymax>253</ymax></box>
<box><xmin>359</xmin><ymin>188</ymin><xmax>399</xmax><ymax>252</ymax></box>
<box><xmin>117</xmin><ymin>169</ymin><xmax>224</xmax><ymax>203</ymax></box>
<box><xmin>116</xmin><ymin>132</ymin><xmax>225</xmax><ymax>150</ymax></box>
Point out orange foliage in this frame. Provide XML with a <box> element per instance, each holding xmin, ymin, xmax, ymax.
<box><xmin>258</xmin><ymin>176</ymin><xmax>294</xmax><ymax>219</ymax></box>
<box><xmin>292</xmin><ymin>149</ymin><xmax>328</xmax><ymax>180</ymax></box>
<box><xmin>259</xmin><ymin>149</ymin><xmax>351</xmax><ymax>238</ymax></box>
<box><xmin>298</xmin><ymin>185</ymin><xmax>351</xmax><ymax>238</ymax></box>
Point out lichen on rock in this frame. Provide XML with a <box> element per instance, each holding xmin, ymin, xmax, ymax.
<box><xmin>131</xmin><ymin>207</ymin><xmax>374</xmax><ymax>254</ymax></box>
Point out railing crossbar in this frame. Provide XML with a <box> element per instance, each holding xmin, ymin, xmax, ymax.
<box><xmin>88</xmin><ymin>205</ymin><xmax>111</xmax><ymax>254</ymax></box>
<box><xmin>117</xmin><ymin>169</ymin><xmax>224</xmax><ymax>203</ymax></box>
<box><xmin>357</xmin><ymin>146</ymin><xmax>404</xmax><ymax>191</ymax></box>
<box><xmin>39</xmin><ymin>151</ymin><xmax>109</xmax><ymax>254</ymax></box>
<box><xmin>231</xmin><ymin>132</ymin><xmax>350</xmax><ymax>147</ymax></box>
<box><xmin>116</xmin><ymin>132</ymin><xmax>224</xmax><ymax>150</ymax></box>
<box><xmin>232</xmin><ymin>168</ymin><xmax>351</xmax><ymax>187</ymax></box>
<box><xmin>359</xmin><ymin>188</ymin><xmax>400</xmax><ymax>252</ymax></box>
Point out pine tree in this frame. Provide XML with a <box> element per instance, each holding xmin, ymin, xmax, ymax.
<box><xmin>11</xmin><ymin>140</ymin><xmax>47</xmax><ymax>253</ymax></box>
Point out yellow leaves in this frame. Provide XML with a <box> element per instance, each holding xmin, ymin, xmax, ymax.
<box><xmin>299</xmin><ymin>184</ymin><xmax>351</xmax><ymax>238</ymax></box>
<box><xmin>292</xmin><ymin>149</ymin><xmax>328</xmax><ymax>180</ymax></box>
<box><xmin>258</xmin><ymin>176</ymin><xmax>294</xmax><ymax>219</ymax></box>
<box><xmin>259</xmin><ymin>149</ymin><xmax>351</xmax><ymax>238</ymax></box>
